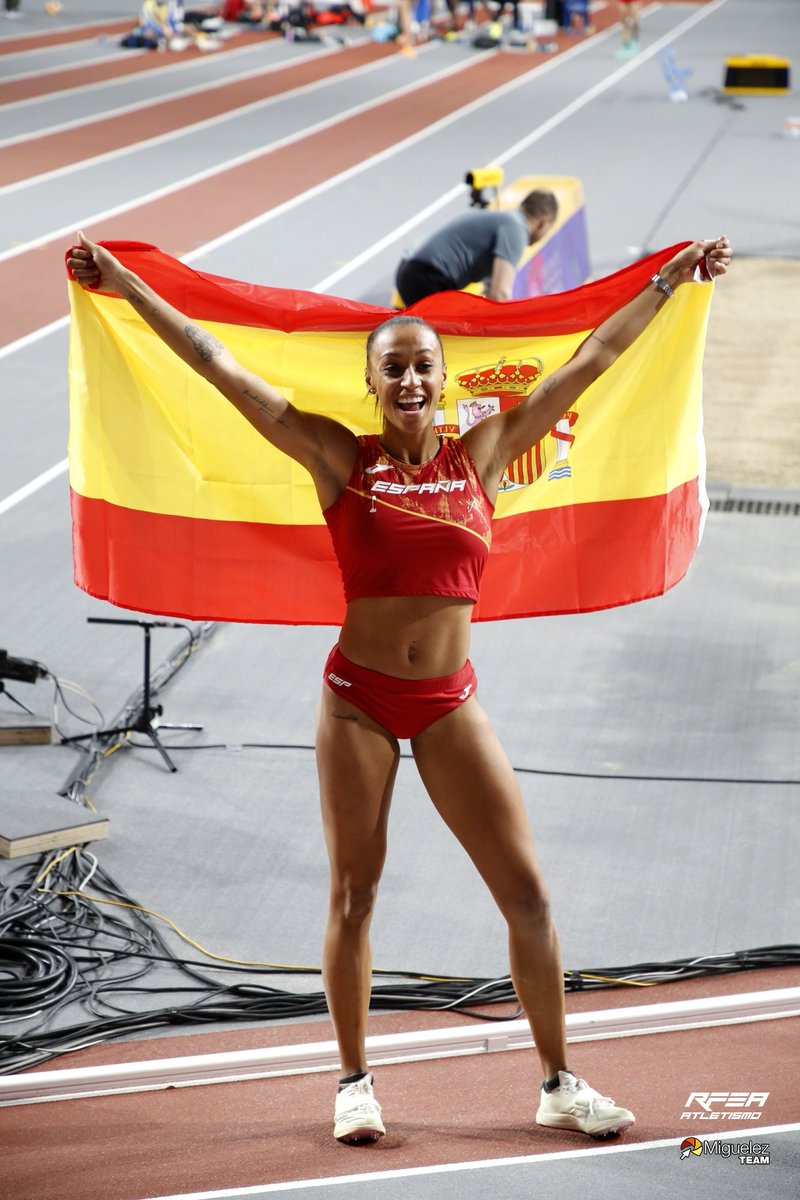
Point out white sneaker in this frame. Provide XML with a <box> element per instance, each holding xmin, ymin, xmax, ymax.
<box><xmin>333</xmin><ymin>1073</ymin><xmax>385</xmax><ymax>1144</ymax></box>
<box><xmin>536</xmin><ymin>1070</ymin><xmax>635</xmax><ymax>1138</ymax></box>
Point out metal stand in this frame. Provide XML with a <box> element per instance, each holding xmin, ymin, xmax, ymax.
<box><xmin>62</xmin><ymin>618</ymin><xmax>202</xmax><ymax>773</ymax></box>
<box><xmin>0</xmin><ymin>681</ymin><xmax>36</xmax><ymax>716</ymax></box>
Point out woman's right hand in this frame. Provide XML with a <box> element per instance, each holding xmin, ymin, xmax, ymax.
<box><xmin>66</xmin><ymin>231</ymin><xmax>125</xmax><ymax>292</ymax></box>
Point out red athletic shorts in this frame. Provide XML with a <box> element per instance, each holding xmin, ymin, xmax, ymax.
<box><xmin>323</xmin><ymin>645</ymin><xmax>477</xmax><ymax>739</ymax></box>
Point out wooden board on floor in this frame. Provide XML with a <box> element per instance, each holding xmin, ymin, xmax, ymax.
<box><xmin>0</xmin><ymin>792</ymin><xmax>109</xmax><ymax>859</ymax></box>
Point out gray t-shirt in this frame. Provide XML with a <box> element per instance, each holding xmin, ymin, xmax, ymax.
<box><xmin>411</xmin><ymin>209</ymin><xmax>528</xmax><ymax>289</ymax></box>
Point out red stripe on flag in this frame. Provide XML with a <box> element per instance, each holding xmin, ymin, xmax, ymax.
<box><xmin>66</xmin><ymin>241</ymin><xmax>691</xmax><ymax>338</ymax></box>
<box><xmin>478</xmin><ymin>480</ymin><xmax>703</xmax><ymax>619</ymax></box>
<box><xmin>70</xmin><ymin>490</ymin><xmax>346</xmax><ymax>626</ymax></box>
<box><xmin>71</xmin><ymin>482</ymin><xmax>702</xmax><ymax>625</ymax></box>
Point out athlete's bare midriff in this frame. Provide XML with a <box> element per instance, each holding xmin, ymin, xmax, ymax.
<box><xmin>338</xmin><ymin>595</ymin><xmax>475</xmax><ymax>679</ymax></box>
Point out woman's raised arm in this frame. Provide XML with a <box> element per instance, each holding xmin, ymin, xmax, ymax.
<box><xmin>67</xmin><ymin>233</ymin><xmax>357</xmax><ymax>508</ymax></box>
<box><xmin>464</xmin><ymin>236</ymin><xmax>732</xmax><ymax>496</ymax></box>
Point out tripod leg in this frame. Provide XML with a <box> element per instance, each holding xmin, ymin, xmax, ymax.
<box><xmin>147</xmin><ymin>726</ymin><xmax>178</xmax><ymax>773</ymax></box>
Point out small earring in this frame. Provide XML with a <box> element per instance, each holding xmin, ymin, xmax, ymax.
<box><xmin>440</xmin><ymin>388</ymin><xmax>446</xmax><ymax>403</ymax></box>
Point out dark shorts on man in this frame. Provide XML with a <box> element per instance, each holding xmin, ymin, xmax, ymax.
<box><xmin>395</xmin><ymin>259</ymin><xmax>455</xmax><ymax>307</ymax></box>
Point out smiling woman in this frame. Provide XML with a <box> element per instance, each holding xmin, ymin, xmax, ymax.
<box><xmin>65</xmin><ymin>229</ymin><xmax>731</xmax><ymax>1148</ymax></box>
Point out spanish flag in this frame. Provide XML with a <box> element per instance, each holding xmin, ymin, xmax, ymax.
<box><xmin>67</xmin><ymin>242</ymin><xmax>712</xmax><ymax>625</ymax></box>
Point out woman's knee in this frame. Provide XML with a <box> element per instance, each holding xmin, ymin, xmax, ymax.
<box><xmin>328</xmin><ymin>875</ymin><xmax>381</xmax><ymax>927</ymax></box>
<box><xmin>502</xmin><ymin>877</ymin><xmax>554</xmax><ymax>932</ymax></box>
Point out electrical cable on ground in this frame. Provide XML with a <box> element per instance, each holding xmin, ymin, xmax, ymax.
<box><xmin>2</xmin><ymin>623</ymin><xmax>796</xmax><ymax>1077</ymax></box>
<box><xmin>1</xmin><ymin>846</ymin><xmax>798</xmax><ymax>1075</ymax></box>
<box><xmin>119</xmin><ymin>740</ymin><xmax>800</xmax><ymax>787</ymax></box>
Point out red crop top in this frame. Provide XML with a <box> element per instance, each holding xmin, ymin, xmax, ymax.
<box><xmin>323</xmin><ymin>434</ymin><xmax>494</xmax><ymax>603</ymax></box>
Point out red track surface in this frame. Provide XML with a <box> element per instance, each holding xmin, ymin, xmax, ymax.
<box><xmin>0</xmin><ymin>41</ymin><xmax>394</xmax><ymax>186</ymax></box>
<box><xmin>5</xmin><ymin>970</ymin><xmax>798</xmax><ymax>1200</ymax></box>
<box><xmin>0</xmin><ymin>28</ymin><xmax>268</xmax><ymax>104</ymax></box>
<box><xmin>1</xmin><ymin>44</ymin><xmax>595</xmax><ymax>347</ymax></box>
<box><xmin>0</xmin><ymin>18</ymin><xmax>133</xmax><ymax>55</ymax></box>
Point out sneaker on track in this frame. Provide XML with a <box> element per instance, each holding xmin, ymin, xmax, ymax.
<box><xmin>333</xmin><ymin>1073</ymin><xmax>385</xmax><ymax>1145</ymax></box>
<box><xmin>536</xmin><ymin>1070</ymin><xmax>635</xmax><ymax>1139</ymax></box>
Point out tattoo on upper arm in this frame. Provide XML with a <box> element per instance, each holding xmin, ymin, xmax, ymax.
<box><xmin>541</xmin><ymin>375</ymin><xmax>558</xmax><ymax>396</ymax></box>
<box><xmin>185</xmin><ymin>324</ymin><xmax>224</xmax><ymax>363</ymax></box>
<box><xmin>243</xmin><ymin>387</ymin><xmax>289</xmax><ymax>429</ymax></box>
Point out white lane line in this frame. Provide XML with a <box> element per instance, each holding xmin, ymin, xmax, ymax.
<box><xmin>0</xmin><ymin>47</ymin><xmax>491</xmax><ymax>265</ymax></box>
<box><xmin>0</xmin><ymin>315</ymin><xmax>69</xmax><ymax>363</ymax></box>
<box><xmin>0</xmin><ymin>18</ymin><xmax>131</xmax><ymax>47</ymax></box>
<box><xmin>285</xmin><ymin>0</ymin><xmax>730</xmax><ymax>292</ymax></box>
<box><xmin>0</xmin><ymin>37</ymin><xmax>295</xmax><ymax>113</ymax></box>
<box><xmin>0</xmin><ymin>458</ymin><xmax>68</xmax><ymax>515</ymax></box>
<box><xmin>0</xmin><ymin>46</ymin><xmax>145</xmax><ymax>85</ymax></box>
<box><xmin>178</xmin><ymin>30</ymin><xmax>606</xmax><ymax>265</ymax></box>
<box><xmin>0</xmin><ymin>45</ymin><xmax>429</xmax><ymax>197</ymax></box>
<box><xmin>493</xmin><ymin>0</ymin><xmax>730</xmax><ymax>168</ymax></box>
<box><xmin>135</xmin><ymin>1125</ymin><xmax>800</xmax><ymax>1198</ymax></box>
<box><xmin>0</xmin><ymin>43</ymin><xmax>340</xmax><ymax>152</ymax></box>
<box><xmin>0</xmin><ymin>36</ymin><xmax>140</xmax><ymax>66</ymax></box>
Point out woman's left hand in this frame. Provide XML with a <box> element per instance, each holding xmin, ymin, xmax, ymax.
<box><xmin>663</xmin><ymin>235</ymin><xmax>733</xmax><ymax>287</ymax></box>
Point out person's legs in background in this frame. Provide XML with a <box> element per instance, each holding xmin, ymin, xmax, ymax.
<box><xmin>615</xmin><ymin>0</ymin><xmax>640</xmax><ymax>59</ymax></box>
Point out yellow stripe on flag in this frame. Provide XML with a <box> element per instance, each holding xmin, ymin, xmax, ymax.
<box><xmin>69</xmin><ymin>281</ymin><xmax>711</xmax><ymax>525</ymax></box>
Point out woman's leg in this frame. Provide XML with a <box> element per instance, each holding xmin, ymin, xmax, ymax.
<box><xmin>316</xmin><ymin>683</ymin><xmax>400</xmax><ymax>1076</ymax></box>
<box><xmin>411</xmin><ymin>697</ymin><xmax>568</xmax><ymax>1080</ymax></box>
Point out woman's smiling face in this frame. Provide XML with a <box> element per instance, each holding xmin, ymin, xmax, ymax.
<box><xmin>366</xmin><ymin>322</ymin><xmax>446</xmax><ymax>436</ymax></box>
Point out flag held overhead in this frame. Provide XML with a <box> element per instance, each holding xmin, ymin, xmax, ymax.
<box><xmin>67</xmin><ymin>243</ymin><xmax>713</xmax><ymax>625</ymax></box>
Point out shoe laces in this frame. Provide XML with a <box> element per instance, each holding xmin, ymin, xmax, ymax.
<box><xmin>563</xmin><ymin>1074</ymin><xmax>614</xmax><ymax>1114</ymax></box>
<box><xmin>336</xmin><ymin>1075</ymin><xmax>381</xmax><ymax>1117</ymax></box>
<box><xmin>343</xmin><ymin>1100</ymin><xmax>380</xmax><ymax>1120</ymax></box>
<box><xmin>340</xmin><ymin>1075</ymin><xmax>373</xmax><ymax>1099</ymax></box>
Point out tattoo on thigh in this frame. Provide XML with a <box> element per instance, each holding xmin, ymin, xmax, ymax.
<box><xmin>185</xmin><ymin>324</ymin><xmax>224</xmax><ymax>362</ymax></box>
<box><xmin>243</xmin><ymin>387</ymin><xmax>289</xmax><ymax>429</ymax></box>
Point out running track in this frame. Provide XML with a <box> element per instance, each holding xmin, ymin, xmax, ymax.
<box><xmin>0</xmin><ymin>7</ymin><xmax>622</xmax><ymax>347</ymax></box>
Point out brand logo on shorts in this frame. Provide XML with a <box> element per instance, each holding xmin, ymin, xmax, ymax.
<box><xmin>327</xmin><ymin>672</ymin><xmax>351</xmax><ymax>688</ymax></box>
<box><xmin>458</xmin><ymin>683</ymin><xmax>474</xmax><ymax>701</ymax></box>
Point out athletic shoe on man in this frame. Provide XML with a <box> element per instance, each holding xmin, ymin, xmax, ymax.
<box><xmin>334</xmin><ymin>1073</ymin><xmax>385</xmax><ymax>1144</ymax></box>
<box><xmin>536</xmin><ymin>1070</ymin><xmax>635</xmax><ymax>1138</ymax></box>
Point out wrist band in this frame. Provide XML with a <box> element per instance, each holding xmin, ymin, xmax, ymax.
<box><xmin>651</xmin><ymin>273</ymin><xmax>675</xmax><ymax>298</ymax></box>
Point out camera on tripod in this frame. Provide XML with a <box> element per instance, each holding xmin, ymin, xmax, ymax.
<box><xmin>465</xmin><ymin>167</ymin><xmax>505</xmax><ymax>209</ymax></box>
<box><xmin>0</xmin><ymin>650</ymin><xmax>46</xmax><ymax>684</ymax></box>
